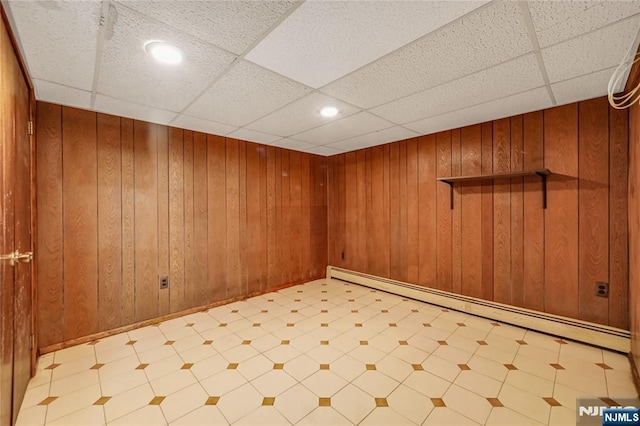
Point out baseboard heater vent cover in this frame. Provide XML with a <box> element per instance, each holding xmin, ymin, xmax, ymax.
<box><xmin>327</xmin><ymin>266</ymin><xmax>630</xmax><ymax>353</ymax></box>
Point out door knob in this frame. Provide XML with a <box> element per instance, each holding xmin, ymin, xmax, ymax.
<box><xmin>16</xmin><ymin>251</ymin><xmax>33</xmax><ymax>263</ymax></box>
<box><xmin>0</xmin><ymin>251</ymin><xmax>18</xmax><ymax>266</ymax></box>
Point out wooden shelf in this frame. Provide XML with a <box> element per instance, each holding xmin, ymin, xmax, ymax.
<box><xmin>437</xmin><ymin>168</ymin><xmax>551</xmax><ymax>209</ymax></box>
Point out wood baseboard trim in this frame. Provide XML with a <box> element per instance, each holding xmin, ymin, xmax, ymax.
<box><xmin>39</xmin><ymin>277</ymin><xmax>323</xmax><ymax>355</ymax></box>
<box><xmin>630</xmin><ymin>353</ymin><xmax>640</xmax><ymax>397</ymax></box>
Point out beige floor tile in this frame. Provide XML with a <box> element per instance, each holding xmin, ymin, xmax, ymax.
<box><xmin>50</xmin><ymin>356</ymin><xmax>96</xmax><ymax>382</ymax></box>
<box><xmin>49</xmin><ymin>369</ymin><xmax>100</xmax><ymax>397</ymax></box>
<box><xmin>474</xmin><ymin>344</ymin><xmax>517</xmax><ymax>365</ymax></box>
<box><xmin>443</xmin><ymin>384</ymin><xmax>493</xmax><ymax>424</ymax></box>
<box><xmin>332</xmin><ymin>383</ymin><xmax>377</xmax><ymax>423</ymax></box>
<box><xmin>489</xmin><ymin>323</ymin><xmax>527</xmax><ymax>340</ymax></box>
<box><xmin>53</xmin><ymin>343</ymin><xmax>95</xmax><ymax>364</ymax></box>
<box><xmin>422</xmin><ymin>354</ymin><xmax>461</xmax><ymax>382</ymax></box>
<box><xmin>389</xmin><ymin>345</ymin><xmax>430</xmax><ymax>365</ymax></box>
<box><xmin>376</xmin><ymin>354</ymin><xmax>414</xmax><ymax>382</ymax></box>
<box><xmin>485</xmin><ymin>407</ymin><xmax>545</xmax><ymax>425</ymax></box>
<box><xmin>359</xmin><ymin>406</ymin><xmax>415</xmax><ymax>425</ymax></box>
<box><xmin>387</xmin><ymin>383</ymin><xmax>434</xmax><ymax>424</ymax></box>
<box><xmin>296</xmin><ymin>407</ymin><xmax>352</xmax><ymax>425</ymax></box>
<box><xmin>45</xmin><ymin>383</ymin><xmax>102</xmax><ymax>423</ymax></box>
<box><xmin>233</xmin><ymin>406</ymin><xmax>290</xmax><ymax>425</ymax></box>
<box><xmin>220</xmin><ymin>344</ymin><xmax>260</xmax><ymax>364</ymax></box>
<box><xmin>548</xmin><ymin>406</ymin><xmax>575</xmax><ymax>425</ymax></box>
<box><xmin>190</xmin><ymin>354</ymin><xmax>229</xmax><ymax>382</ymax></box>
<box><xmin>143</xmin><ymin>354</ymin><xmax>185</xmax><ymax>381</ymax></box>
<box><xmin>168</xmin><ymin>405</ymin><xmax>228</xmax><ymax>426</ymax></box>
<box><xmin>109</xmin><ymin>405</ymin><xmax>167</xmax><ymax>426</ymax></box>
<box><xmin>15</xmin><ymin>405</ymin><xmax>47</xmax><ymax>426</ymax></box>
<box><xmin>150</xmin><ymin>370</ymin><xmax>197</xmax><ymax>396</ymax></box>
<box><xmin>235</xmin><ymin>354</ymin><xmax>274</xmax><ymax>381</ymax></box>
<box><xmin>523</xmin><ymin>330</ymin><xmax>563</xmax><ymax>352</ymax></box>
<box><xmin>263</xmin><ymin>344</ymin><xmax>302</xmax><ymax>363</ymax></box>
<box><xmin>555</xmin><ymin>368</ymin><xmax>607</xmax><ymax>396</ymax></box>
<box><xmin>103</xmin><ymin>382</ymin><xmax>155</xmax><ymax>423</ymax></box>
<box><xmin>274</xmin><ymin>383</ymin><xmax>320</xmax><ymax>424</ymax></box>
<box><xmin>216</xmin><ymin>383</ymin><xmax>264</xmax><ymax>423</ymax></box>
<box><xmin>353</xmin><ymin>370</ymin><xmax>401</xmax><ymax>397</ymax></box>
<box><xmin>160</xmin><ymin>383</ymin><xmax>208</xmax><ymax>423</ymax></box>
<box><xmin>431</xmin><ymin>345</ymin><xmax>473</xmax><ymax>364</ymax></box>
<box><xmin>101</xmin><ymin>370</ymin><xmax>149</xmax><ymax>396</ymax></box>
<box><xmin>422</xmin><ymin>407</ymin><xmax>481</xmax><ymax>425</ymax></box>
<box><xmin>466</xmin><ymin>354</ymin><xmax>508</xmax><ymax>382</ymax></box>
<box><xmin>559</xmin><ymin>341</ymin><xmax>604</xmax><ymax>363</ymax></box>
<box><xmin>200</xmin><ymin>369</ymin><xmax>248</xmax><ymax>396</ymax></box>
<box><xmin>136</xmin><ymin>345</ymin><xmax>178</xmax><ymax>365</ymax></box>
<box><xmin>95</xmin><ymin>343</ymin><xmax>137</xmax><ymax>364</ymax></box>
<box><xmin>504</xmin><ymin>369</ymin><xmax>555</xmax><ymax>397</ymax></box>
<box><xmin>306</xmin><ymin>344</ymin><xmax>344</xmax><ymax>363</ymax></box>
<box><xmin>48</xmin><ymin>405</ymin><xmax>105</xmax><ymax>425</ymax></box>
<box><xmin>348</xmin><ymin>345</ymin><xmax>386</xmax><ymax>364</ymax></box>
<box><xmin>403</xmin><ymin>370</ymin><xmax>451</xmax><ymax>398</ymax></box>
<box><xmin>498</xmin><ymin>384</ymin><xmax>551</xmax><ymax>424</ymax></box>
<box><xmin>454</xmin><ymin>370</ymin><xmax>502</xmax><ymax>397</ymax></box>
<box><xmin>302</xmin><ymin>370</ymin><xmax>348</xmax><ymax>397</ymax></box>
<box><xmin>251</xmin><ymin>369</ymin><xmax>297</xmax><ymax>396</ymax></box>
<box><xmin>19</xmin><ymin>383</ymin><xmax>50</xmax><ymax>410</ymax></box>
<box><xmin>512</xmin><ymin>353</ymin><xmax>557</xmax><ymax>381</ymax></box>
<box><xmin>282</xmin><ymin>353</ymin><xmax>321</xmax><ymax>381</ymax></box>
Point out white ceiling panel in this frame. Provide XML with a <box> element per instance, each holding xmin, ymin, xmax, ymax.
<box><xmin>551</xmin><ymin>67</ymin><xmax>619</xmax><ymax>106</ymax></box>
<box><xmin>405</xmin><ymin>87</ymin><xmax>553</xmax><ymax>136</ymax></box>
<box><xmin>245</xmin><ymin>0</ymin><xmax>487</xmax><ymax>89</ymax></box>
<box><xmin>371</xmin><ymin>54</ymin><xmax>544</xmax><ymax>125</ymax></box>
<box><xmin>304</xmin><ymin>146</ymin><xmax>347</xmax><ymax>156</ymax></box>
<box><xmin>185</xmin><ymin>60</ymin><xmax>312</xmax><ymax>127</ymax></box>
<box><xmin>246</xmin><ymin>92</ymin><xmax>360</xmax><ymax>137</ymax></box>
<box><xmin>292</xmin><ymin>112</ymin><xmax>395</xmax><ymax>146</ymax></box>
<box><xmin>97</xmin><ymin>3</ymin><xmax>236</xmax><ymax>113</ymax></box>
<box><xmin>529</xmin><ymin>0</ymin><xmax>640</xmax><ymax>48</ymax></box>
<box><xmin>271</xmin><ymin>138</ymin><xmax>317</xmax><ymax>153</ymax></box>
<box><xmin>117</xmin><ymin>0</ymin><xmax>298</xmax><ymax>55</ymax></box>
<box><xmin>541</xmin><ymin>16</ymin><xmax>640</xmax><ymax>84</ymax></box>
<box><xmin>227</xmin><ymin>128</ymin><xmax>281</xmax><ymax>145</ymax></box>
<box><xmin>326</xmin><ymin>126</ymin><xmax>420</xmax><ymax>152</ymax></box>
<box><xmin>34</xmin><ymin>80</ymin><xmax>92</xmax><ymax>110</ymax></box>
<box><xmin>321</xmin><ymin>1</ymin><xmax>532</xmax><ymax>109</ymax></box>
<box><xmin>6</xmin><ymin>0</ymin><xmax>101</xmax><ymax>91</ymax></box>
<box><xmin>94</xmin><ymin>94</ymin><xmax>176</xmax><ymax>125</ymax></box>
<box><xmin>171</xmin><ymin>115</ymin><xmax>237</xmax><ymax>137</ymax></box>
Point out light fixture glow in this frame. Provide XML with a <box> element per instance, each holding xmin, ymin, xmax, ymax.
<box><xmin>320</xmin><ymin>106</ymin><xmax>338</xmax><ymax>118</ymax></box>
<box><xmin>144</xmin><ymin>41</ymin><xmax>183</xmax><ymax>64</ymax></box>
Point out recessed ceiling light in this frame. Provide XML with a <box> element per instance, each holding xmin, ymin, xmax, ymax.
<box><xmin>144</xmin><ymin>41</ymin><xmax>183</xmax><ymax>64</ymax></box>
<box><xmin>320</xmin><ymin>106</ymin><xmax>338</xmax><ymax>118</ymax></box>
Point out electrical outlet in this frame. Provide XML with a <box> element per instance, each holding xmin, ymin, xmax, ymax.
<box><xmin>159</xmin><ymin>276</ymin><xmax>169</xmax><ymax>289</ymax></box>
<box><xmin>595</xmin><ymin>282</ymin><xmax>609</xmax><ymax>298</ymax></box>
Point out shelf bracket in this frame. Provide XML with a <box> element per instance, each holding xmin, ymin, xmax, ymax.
<box><xmin>442</xmin><ymin>180</ymin><xmax>454</xmax><ymax>209</ymax></box>
<box><xmin>535</xmin><ymin>171</ymin><xmax>547</xmax><ymax>209</ymax></box>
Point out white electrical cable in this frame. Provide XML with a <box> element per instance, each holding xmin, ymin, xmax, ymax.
<box><xmin>608</xmin><ymin>38</ymin><xmax>640</xmax><ymax>109</ymax></box>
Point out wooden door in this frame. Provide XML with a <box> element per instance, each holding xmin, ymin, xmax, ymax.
<box><xmin>1</xmin><ymin>15</ymin><xmax>33</xmax><ymax>425</ymax></box>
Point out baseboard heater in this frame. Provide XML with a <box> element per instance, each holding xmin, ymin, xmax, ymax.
<box><xmin>327</xmin><ymin>266</ymin><xmax>630</xmax><ymax>353</ymax></box>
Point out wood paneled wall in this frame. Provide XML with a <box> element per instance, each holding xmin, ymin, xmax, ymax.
<box><xmin>36</xmin><ymin>103</ymin><xmax>327</xmax><ymax>348</ymax></box>
<box><xmin>629</xmin><ymin>102</ymin><xmax>640</xmax><ymax>386</ymax></box>
<box><xmin>328</xmin><ymin>97</ymin><xmax>629</xmax><ymax>328</ymax></box>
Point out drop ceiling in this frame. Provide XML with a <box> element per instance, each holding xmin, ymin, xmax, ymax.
<box><xmin>5</xmin><ymin>0</ymin><xmax>640</xmax><ymax>156</ymax></box>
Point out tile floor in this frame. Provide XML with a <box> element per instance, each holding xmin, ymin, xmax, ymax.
<box><xmin>16</xmin><ymin>278</ymin><xmax>639</xmax><ymax>425</ymax></box>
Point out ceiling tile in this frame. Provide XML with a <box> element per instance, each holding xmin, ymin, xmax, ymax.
<box><xmin>551</xmin><ymin>67</ymin><xmax>618</xmax><ymax>106</ymax></box>
<box><xmin>246</xmin><ymin>92</ymin><xmax>360</xmax><ymax>137</ymax></box>
<box><xmin>271</xmin><ymin>138</ymin><xmax>317</xmax><ymax>153</ymax></box>
<box><xmin>292</xmin><ymin>112</ymin><xmax>394</xmax><ymax>146</ymax></box>
<box><xmin>6</xmin><ymin>0</ymin><xmax>101</xmax><ymax>90</ymax></box>
<box><xmin>34</xmin><ymin>80</ymin><xmax>92</xmax><ymax>110</ymax></box>
<box><xmin>321</xmin><ymin>1</ymin><xmax>532</xmax><ymax>109</ymax></box>
<box><xmin>117</xmin><ymin>0</ymin><xmax>298</xmax><ymax>55</ymax></box>
<box><xmin>170</xmin><ymin>115</ymin><xmax>237</xmax><ymax>137</ymax></box>
<box><xmin>405</xmin><ymin>87</ymin><xmax>552</xmax><ymax>136</ymax></box>
<box><xmin>245</xmin><ymin>1</ymin><xmax>487</xmax><ymax>88</ymax></box>
<box><xmin>304</xmin><ymin>146</ymin><xmax>347</xmax><ymax>157</ymax></box>
<box><xmin>529</xmin><ymin>0</ymin><xmax>640</xmax><ymax>48</ymax></box>
<box><xmin>97</xmin><ymin>3</ymin><xmax>236</xmax><ymax>113</ymax></box>
<box><xmin>228</xmin><ymin>128</ymin><xmax>281</xmax><ymax>145</ymax></box>
<box><xmin>94</xmin><ymin>94</ymin><xmax>176</xmax><ymax>125</ymax></box>
<box><xmin>325</xmin><ymin>126</ymin><xmax>419</xmax><ymax>153</ymax></box>
<box><xmin>185</xmin><ymin>60</ymin><xmax>312</xmax><ymax>127</ymax></box>
<box><xmin>541</xmin><ymin>16</ymin><xmax>640</xmax><ymax>84</ymax></box>
<box><xmin>371</xmin><ymin>54</ymin><xmax>544</xmax><ymax>124</ymax></box>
